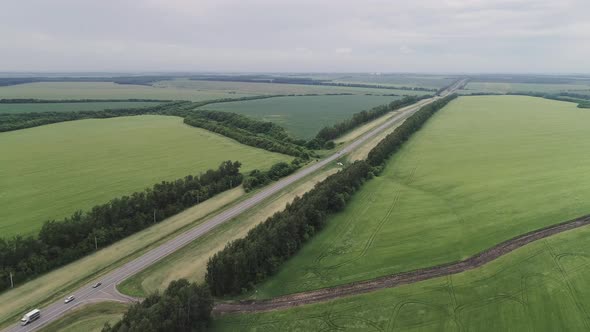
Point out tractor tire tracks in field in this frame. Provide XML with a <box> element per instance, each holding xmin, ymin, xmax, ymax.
<box><xmin>213</xmin><ymin>213</ymin><xmax>590</xmax><ymax>315</ymax></box>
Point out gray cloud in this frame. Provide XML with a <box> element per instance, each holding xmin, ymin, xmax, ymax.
<box><xmin>1</xmin><ymin>0</ymin><xmax>589</xmax><ymax>73</ymax></box>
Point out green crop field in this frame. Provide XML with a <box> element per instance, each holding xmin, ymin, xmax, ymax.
<box><xmin>249</xmin><ymin>95</ymin><xmax>590</xmax><ymax>298</ymax></box>
<box><xmin>462</xmin><ymin>81</ymin><xmax>590</xmax><ymax>95</ymax></box>
<box><xmin>0</xmin><ymin>82</ymin><xmax>253</xmax><ymax>101</ymax></box>
<box><xmin>40</xmin><ymin>302</ymin><xmax>127</xmax><ymax>332</ymax></box>
<box><xmin>202</xmin><ymin>95</ymin><xmax>401</xmax><ymax>139</ymax></box>
<box><xmin>155</xmin><ymin>79</ymin><xmax>430</xmax><ymax>97</ymax></box>
<box><xmin>214</xmin><ymin>225</ymin><xmax>590</xmax><ymax>331</ymax></box>
<box><xmin>0</xmin><ymin>115</ymin><xmax>290</xmax><ymax>236</ymax></box>
<box><xmin>0</xmin><ymin>101</ymin><xmax>162</xmax><ymax>114</ymax></box>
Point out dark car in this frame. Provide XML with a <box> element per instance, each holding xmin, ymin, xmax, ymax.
<box><xmin>92</xmin><ymin>282</ymin><xmax>102</xmax><ymax>288</ymax></box>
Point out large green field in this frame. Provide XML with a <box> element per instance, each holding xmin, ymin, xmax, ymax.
<box><xmin>250</xmin><ymin>95</ymin><xmax>590</xmax><ymax>298</ymax></box>
<box><xmin>0</xmin><ymin>115</ymin><xmax>290</xmax><ymax>236</ymax></box>
<box><xmin>0</xmin><ymin>82</ymin><xmax>254</xmax><ymax>101</ymax></box>
<box><xmin>202</xmin><ymin>95</ymin><xmax>400</xmax><ymax>139</ymax></box>
<box><xmin>155</xmin><ymin>79</ymin><xmax>430</xmax><ymax>97</ymax></box>
<box><xmin>0</xmin><ymin>101</ymin><xmax>162</xmax><ymax>114</ymax></box>
<box><xmin>214</xmin><ymin>225</ymin><xmax>590</xmax><ymax>331</ymax></box>
<box><xmin>462</xmin><ymin>81</ymin><xmax>590</xmax><ymax>95</ymax></box>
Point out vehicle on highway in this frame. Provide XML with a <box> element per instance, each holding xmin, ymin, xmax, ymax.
<box><xmin>92</xmin><ymin>282</ymin><xmax>102</xmax><ymax>288</ymax></box>
<box><xmin>64</xmin><ymin>295</ymin><xmax>75</xmax><ymax>303</ymax></box>
<box><xmin>20</xmin><ymin>309</ymin><xmax>40</xmax><ymax>326</ymax></box>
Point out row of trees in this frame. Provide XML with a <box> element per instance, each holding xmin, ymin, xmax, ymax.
<box><xmin>310</xmin><ymin>95</ymin><xmax>429</xmax><ymax>148</ymax></box>
<box><xmin>103</xmin><ymin>279</ymin><xmax>214</xmax><ymax>332</ymax></box>
<box><xmin>204</xmin><ymin>94</ymin><xmax>457</xmax><ymax>296</ymax></box>
<box><xmin>183</xmin><ymin>112</ymin><xmax>310</xmax><ymax>158</ymax></box>
<box><xmin>368</xmin><ymin>95</ymin><xmax>458</xmax><ymax>168</ymax></box>
<box><xmin>0</xmin><ymin>102</ymin><xmax>189</xmax><ymax>132</ymax></box>
<box><xmin>0</xmin><ymin>161</ymin><xmax>243</xmax><ymax>292</ymax></box>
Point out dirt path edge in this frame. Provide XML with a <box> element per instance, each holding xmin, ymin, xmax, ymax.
<box><xmin>213</xmin><ymin>213</ymin><xmax>590</xmax><ymax>314</ymax></box>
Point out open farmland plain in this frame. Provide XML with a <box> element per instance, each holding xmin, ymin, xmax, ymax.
<box><xmin>0</xmin><ymin>82</ymin><xmax>255</xmax><ymax>101</ymax></box>
<box><xmin>0</xmin><ymin>101</ymin><xmax>162</xmax><ymax>114</ymax></box>
<box><xmin>248</xmin><ymin>95</ymin><xmax>590</xmax><ymax>298</ymax></box>
<box><xmin>154</xmin><ymin>79</ymin><xmax>430</xmax><ymax>97</ymax></box>
<box><xmin>214</xmin><ymin>225</ymin><xmax>590</xmax><ymax>331</ymax></box>
<box><xmin>202</xmin><ymin>95</ymin><xmax>400</xmax><ymax>139</ymax></box>
<box><xmin>0</xmin><ymin>115</ymin><xmax>290</xmax><ymax>236</ymax></box>
<box><xmin>461</xmin><ymin>81</ymin><xmax>590</xmax><ymax>95</ymax></box>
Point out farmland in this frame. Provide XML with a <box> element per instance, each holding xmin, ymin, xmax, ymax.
<box><xmin>0</xmin><ymin>82</ymin><xmax>254</xmax><ymax>101</ymax></box>
<box><xmin>202</xmin><ymin>95</ymin><xmax>401</xmax><ymax>138</ymax></box>
<box><xmin>0</xmin><ymin>101</ymin><xmax>162</xmax><ymax>114</ymax></box>
<box><xmin>155</xmin><ymin>78</ymin><xmax>431</xmax><ymax>97</ymax></box>
<box><xmin>461</xmin><ymin>81</ymin><xmax>590</xmax><ymax>95</ymax></box>
<box><xmin>249</xmin><ymin>95</ymin><xmax>590</xmax><ymax>298</ymax></box>
<box><xmin>0</xmin><ymin>115</ymin><xmax>290</xmax><ymax>236</ymax></box>
<box><xmin>214</xmin><ymin>225</ymin><xmax>590</xmax><ymax>331</ymax></box>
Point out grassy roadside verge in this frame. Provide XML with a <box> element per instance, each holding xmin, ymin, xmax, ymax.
<box><xmin>118</xmin><ymin>166</ymin><xmax>340</xmax><ymax>297</ymax></box>
<box><xmin>39</xmin><ymin>302</ymin><xmax>128</xmax><ymax>332</ymax></box>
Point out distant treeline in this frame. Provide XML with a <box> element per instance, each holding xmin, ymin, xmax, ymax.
<box><xmin>0</xmin><ymin>161</ymin><xmax>243</xmax><ymax>292</ymax></box>
<box><xmin>189</xmin><ymin>75</ymin><xmax>437</xmax><ymax>91</ymax></box>
<box><xmin>309</xmin><ymin>95</ymin><xmax>429</xmax><ymax>149</ymax></box>
<box><xmin>103</xmin><ymin>279</ymin><xmax>213</xmax><ymax>332</ymax></box>
<box><xmin>204</xmin><ymin>94</ymin><xmax>458</xmax><ymax>296</ymax></box>
<box><xmin>0</xmin><ymin>98</ymin><xmax>171</xmax><ymax>103</ymax></box>
<box><xmin>183</xmin><ymin>110</ymin><xmax>310</xmax><ymax>158</ymax></box>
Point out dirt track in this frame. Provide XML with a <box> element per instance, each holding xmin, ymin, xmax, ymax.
<box><xmin>213</xmin><ymin>213</ymin><xmax>590</xmax><ymax>314</ymax></box>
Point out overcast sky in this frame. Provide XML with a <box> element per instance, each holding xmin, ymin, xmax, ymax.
<box><xmin>2</xmin><ymin>0</ymin><xmax>589</xmax><ymax>73</ymax></box>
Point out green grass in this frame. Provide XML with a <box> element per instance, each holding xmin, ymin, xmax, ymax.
<box><xmin>0</xmin><ymin>115</ymin><xmax>290</xmax><ymax>236</ymax></box>
<box><xmin>462</xmin><ymin>82</ymin><xmax>590</xmax><ymax>95</ymax></box>
<box><xmin>39</xmin><ymin>302</ymin><xmax>127</xmax><ymax>332</ymax></box>
<box><xmin>250</xmin><ymin>95</ymin><xmax>590</xmax><ymax>298</ymax></box>
<box><xmin>202</xmin><ymin>95</ymin><xmax>401</xmax><ymax>139</ymax></box>
<box><xmin>213</xmin><ymin>224</ymin><xmax>590</xmax><ymax>331</ymax></box>
<box><xmin>0</xmin><ymin>101</ymin><xmax>163</xmax><ymax>114</ymax></box>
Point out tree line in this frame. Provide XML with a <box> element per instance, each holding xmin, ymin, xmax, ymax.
<box><xmin>183</xmin><ymin>111</ymin><xmax>311</xmax><ymax>158</ymax></box>
<box><xmin>0</xmin><ymin>161</ymin><xmax>243</xmax><ymax>292</ymax></box>
<box><xmin>103</xmin><ymin>279</ymin><xmax>213</xmax><ymax>332</ymax></box>
<box><xmin>204</xmin><ymin>94</ymin><xmax>458</xmax><ymax>296</ymax></box>
<box><xmin>0</xmin><ymin>102</ymin><xmax>189</xmax><ymax>132</ymax></box>
<box><xmin>309</xmin><ymin>95</ymin><xmax>429</xmax><ymax>149</ymax></box>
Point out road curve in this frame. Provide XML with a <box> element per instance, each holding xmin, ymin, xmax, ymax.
<box><xmin>214</xmin><ymin>213</ymin><xmax>590</xmax><ymax>314</ymax></box>
<box><xmin>4</xmin><ymin>86</ymin><xmax>462</xmax><ymax>332</ymax></box>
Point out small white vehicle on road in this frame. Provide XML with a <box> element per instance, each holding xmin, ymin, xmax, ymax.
<box><xmin>64</xmin><ymin>295</ymin><xmax>75</xmax><ymax>303</ymax></box>
<box><xmin>92</xmin><ymin>282</ymin><xmax>102</xmax><ymax>288</ymax></box>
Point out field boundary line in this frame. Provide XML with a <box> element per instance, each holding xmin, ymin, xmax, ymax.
<box><xmin>214</xmin><ymin>213</ymin><xmax>590</xmax><ymax>314</ymax></box>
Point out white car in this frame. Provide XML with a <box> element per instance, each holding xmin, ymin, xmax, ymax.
<box><xmin>64</xmin><ymin>296</ymin><xmax>75</xmax><ymax>303</ymax></box>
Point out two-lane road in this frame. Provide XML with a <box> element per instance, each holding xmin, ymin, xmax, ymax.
<box><xmin>5</xmin><ymin>83</ymin><xmax>463</xmax><ymax>332</ymax></box>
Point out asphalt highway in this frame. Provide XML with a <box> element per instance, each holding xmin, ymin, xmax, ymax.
<box><xmin>5</xmin><ymin>81</ymin><xmax>463</xmax><ymax>332</ymax></box>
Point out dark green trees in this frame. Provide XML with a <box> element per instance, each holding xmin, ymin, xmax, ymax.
<box><xmin>103</xmin><ymin>279</ymin><xmax>214</xmax><ymax>332</ymax></box>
